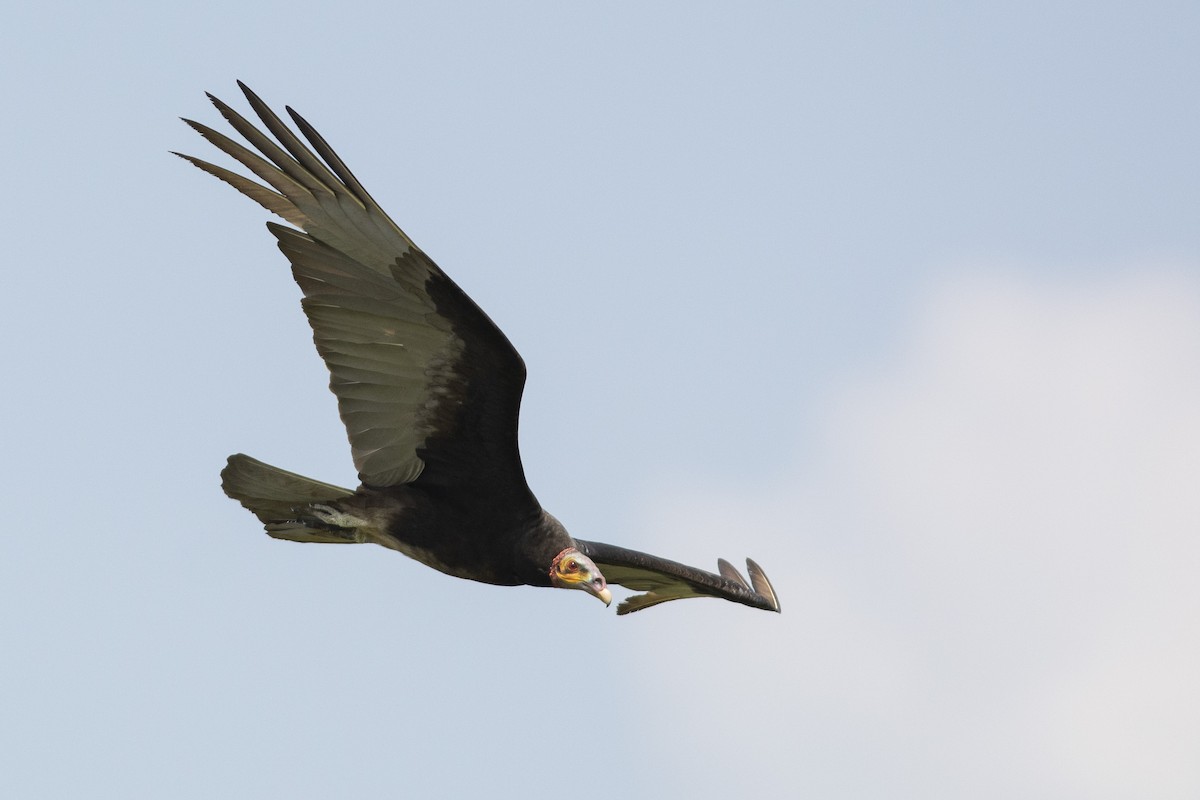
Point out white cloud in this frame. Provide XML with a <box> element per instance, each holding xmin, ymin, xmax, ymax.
<box><xmin>628</xmin><ymin>268</ymin><xmax>1200</xmax><ymax>798</ymax></box>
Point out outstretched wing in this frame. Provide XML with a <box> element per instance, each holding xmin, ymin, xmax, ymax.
<box><xmin>177</xmin><ymin>83</ymin><xmax>532</xmax><ymax>503</ymax></box>
<box><xmin>574</xmin><ymin>540</ymin><xmax>780</xmax><ymax>615</ymax></box>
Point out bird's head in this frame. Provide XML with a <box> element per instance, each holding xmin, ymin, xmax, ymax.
<box><xmin>549</xmin><ymin>548</ymin><xmax>612</xmax><ymax>607</ymax></box>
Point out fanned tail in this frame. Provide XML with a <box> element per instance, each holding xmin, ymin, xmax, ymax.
<box><xmin>220</xmin><ymin>453</ymin><xmax>358</xmax><ymax>543</ymax></box>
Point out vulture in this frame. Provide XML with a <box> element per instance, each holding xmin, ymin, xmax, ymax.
<box><xmin>179</xmin><ymin>82</ymin><xmax>780</xmax><ymax>615</ymax></box>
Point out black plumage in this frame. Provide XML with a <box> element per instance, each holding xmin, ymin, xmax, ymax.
<box><xmin>181</xmin><ymin>82</ymin><xmax>779</xmax><ymax>615</ymax></box>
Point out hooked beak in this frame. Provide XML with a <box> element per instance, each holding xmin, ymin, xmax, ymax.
<box><xmin>574</xmin><ymin>562</ymin><xmax>611</xmax><ymax>607</ymax></box>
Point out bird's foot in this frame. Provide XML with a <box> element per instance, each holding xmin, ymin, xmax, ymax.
<box><xmin>290</xmin><ymin>502</ymin><xmax>360</xmax><ymax>533</ymax></box>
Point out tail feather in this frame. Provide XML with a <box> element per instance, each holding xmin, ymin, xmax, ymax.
<box><xmin>221</xmin><ymin>453</ymin><xmax>358</xmax><ymax>544</ymax></box>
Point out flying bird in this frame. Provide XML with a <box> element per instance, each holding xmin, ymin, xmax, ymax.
<box><xmin>179</xmin><ymin>82</ymin><xmax>780</xmax><ymax>615</ymax></box>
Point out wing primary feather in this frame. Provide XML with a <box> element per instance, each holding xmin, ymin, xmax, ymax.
<box><xmin>178</xmin><ymin>118</ymin><xmax>313</xmax><ymax>200</ymax></box>
<box><xmin>235</xmin><ymin>81</ymin><xmax>354</xmax><ymax>205</ymax></box>
<box><xmin>717</xmin><ymin>558</ymin><xmax>752</xmax><ymax>589</ymax></box>
<box><xmin>286</xmin><ymin>106</ymin><xmax>381</xmax><ymax>211</ymax></box>
<box><xmin>746</xmin><ymin>558</ymin><xmax>781</xmax><ymax>612</ymax></box>
<box><xmin>171</xmin><ymin>152</ymin><xmax>302</xmax><ymax>225</ymax></box>
<box><xmin>202</xmin><ymin>95</ymin><xmax>325</xmax><ymax>195</ymax></box>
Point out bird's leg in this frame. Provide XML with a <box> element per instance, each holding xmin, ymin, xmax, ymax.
<box><xmin>261</xmin><ymin>503</ymin><xmax>371</xmax><ymax>543</ymax></box>
<box><xmin>286</xmin><ymin>502</ymin><xmax>362</xmax><ymax>532</ymax></box>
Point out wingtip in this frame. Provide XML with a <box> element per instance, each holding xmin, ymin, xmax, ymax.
<box><xmin>286</xmin><ymin>105</ymin><xmax>313</xmax><ymax>134</ymax></box>
<box><xmin>718</xmin><ymin>556</ymin><xmax>779</xmax><ymax>612</ymax></box>
<box><xmin>204</xmin><ymin>92</ymin><xmax>237</xmax><ymax>120</ymax></box>
<box><xmin>236</xmin><ymin>79</ymin><xmax>257</xmax><ymax>101</ymax></box>
<box><xmin>237</xmin><ymin>81</ymin><xmax>270</xmax><ymax>112</ymax></box>
<box><xmin>745</xmin><ymin>558</ymin><xmax>781</xmax><ymax>612</ymax></box>
<box><xmin>171</xmin><ymin>150</ymin><xmax>207</xmax><ymax>169</ymax></box>
<box><xmin>205</xmin><ymin>92</ymin><xmax>235</xmax><ymax>118</ymax></box>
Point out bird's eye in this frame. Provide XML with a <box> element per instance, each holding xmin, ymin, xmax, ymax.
<box><xmin>564</xmin><ymin>559</ymin><xmax>579</xmax><ymax>573</ymax></box>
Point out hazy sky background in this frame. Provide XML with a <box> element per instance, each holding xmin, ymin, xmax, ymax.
<box><xmin>3</xmin><ymin>2</ymin><xmax>1198</xmax><ymax>798</ymax></box>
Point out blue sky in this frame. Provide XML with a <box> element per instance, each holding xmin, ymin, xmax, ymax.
<box><xmin>2</xmin><ymin>2</ymin><xmax>1198</xmax><ymax>797</ymax></box>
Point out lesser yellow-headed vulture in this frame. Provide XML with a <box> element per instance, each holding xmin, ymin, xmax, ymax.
<box><xmin>179</xmin><ymin>83</ymin><xmax>780</xmax><ymax>615</ymax></box>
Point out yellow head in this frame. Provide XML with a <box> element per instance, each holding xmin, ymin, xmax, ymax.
<box><xmin>549</xmin><ymin>548</ymin><xmax>612</xmax><ymax>607</ymax></box>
